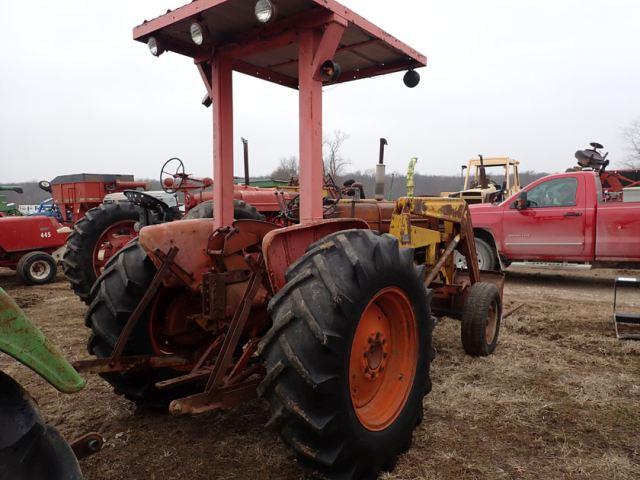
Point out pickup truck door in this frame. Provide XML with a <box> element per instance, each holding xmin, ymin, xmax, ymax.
<box><xmin>502</xmin><ymin>175</ymin><xmax>587</xmax><ymax>260</ymax></box>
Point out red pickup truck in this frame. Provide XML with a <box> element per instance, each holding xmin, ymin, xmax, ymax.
<box><xmin>466</xmin><ymin>170</ymin><xmax>640</xmax><ymax>270</ymax></box>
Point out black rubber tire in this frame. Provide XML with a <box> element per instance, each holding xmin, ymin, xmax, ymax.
<box><xmin>16</xmin><ymin>251</ymin><xmax>57</xmax><ymax>285</ymax></box>
<box><xmin>84</xmin><ymin>239</ymin><xmax>180</xmax><ymax>406</ymax></box>
<box><xmin>0</xmin><ymin>372</ymin><xmax>82</xmax><ymax>480</ymax></box>
<box><xmin>455</xmin><ymin>237</ymin><xmax>496</xmax><ymax>271</ymax></box>
<box><xmin>475</xmin><ymin>238</ymin><xmax>497</xmax><ymax>271</ymax></box>
<box><xmin>62</xmin><ymin>202</ymin><xmax>141</xmax><ymax>305</ymax></box>
<box><xmin>183</xmin><ymin>199</ymin><xmax>265</xmax><ymax>221</ymax></box>
<box><xmin>258</xmin><ymin>229</ymin><xmax>434</xmax><ymax>479</ymax></box>
<box><xmin>461</xmin><ymin>282</ymin><xmax>502</xmax><ymax>356</ymax></box>
<box><xmin>84</xmin><ymin>198</ymin><xmax>264</xmax><ymax>405</ymax></box>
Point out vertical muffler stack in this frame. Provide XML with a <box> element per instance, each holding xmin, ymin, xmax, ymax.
<box><xmin>375</xmin><ymin>138</ymin><xmax>388</xmax><ymax>200</ymax></box>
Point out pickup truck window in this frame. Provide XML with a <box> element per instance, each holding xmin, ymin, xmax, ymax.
<box><xmin>526</xmin><ymin>177</ymin><xmax>578</xmax><ymax>208</ymax></box>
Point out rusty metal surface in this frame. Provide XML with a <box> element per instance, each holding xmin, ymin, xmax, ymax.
<box><xmin>110</xmin><ymin>247</ymin><xmax>179</xmax><ymax>360</ymax></box>
<box><xmin>331</xmin><ymin>199</ymin><xmax>396</xmax><ymax>233</ymax></box>
<box><xmin>262</xmin><ymin>218</ymin><xmax>369</xmax><ymax>292</ymax></box>
<box><xmin>395</xmin><ymin>197</ymin><xmax>470</xmax><ymax>223</ymax></box>
<box><xmin>72</xmin><ymin>354</ymin><xmax>191</xmax><ymax>374</ymax></box>
<box><xmin>169</xmin><ymin>378</ymin><xmax>261</xmax><ymax>416</ymax></box>
<box><xmin>139</xmin><ymin>219</ymin><xmax>214</xmax><ymax>289</ymax></box>
<box><xmin>423</xmin><ymin>234</ymin><xmax>461</xmax><ymax>286</ymax></box>
<box><xmin>70</xmin><ymin>433</ymin><xmax>104</xmax><ymax>460</ymax></box>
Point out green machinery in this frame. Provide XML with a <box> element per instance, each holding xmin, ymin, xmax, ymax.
<box><xmin>0</xmin><ymin>287</ymin><xmax>102</xmax><ymax>479</ymax></box>
<box><xmin>0</xmin><ymin>186</ymin><xmax>24</xmax><ymax>216</ymax></box>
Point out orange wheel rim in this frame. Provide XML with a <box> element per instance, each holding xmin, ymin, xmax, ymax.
<box><xmin>349</xmin><ymin>287</ymin><xmax>418</xmax><ymax>431</ymax></box>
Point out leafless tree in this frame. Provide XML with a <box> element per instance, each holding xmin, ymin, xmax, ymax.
<box><xmin>271</xmin><ymin>156</ymin><xmax>299</xmax><ymax>180</ymax></box>
<box><xmin>323</xmin><ymin>130</ymin><xmax>350</xmax><ymax>178</ymax></box>
<box><xmin>622</xmin><ymin>117</ymin><xmax>640</xmax><ymax>168</ymax></box>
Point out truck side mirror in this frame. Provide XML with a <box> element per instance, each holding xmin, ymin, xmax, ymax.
<box><xmin>515</xmin><ymin>191</ymin><xmax>528</xmax><ymax>210</ymax></box>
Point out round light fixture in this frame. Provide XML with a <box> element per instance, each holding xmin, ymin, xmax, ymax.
<box><xmin>190</xmin><ymin>21</ymin><xmax>206</xmax><ymax>45</ymax></box>
<box><xmin>148</xmin><ymin>36</ymin><xmax>165</xmax><ymax>56</ymax></box>
<box><xmin>255</xmin><ymin>0</ymin><xmax>276</xmax><ymax>24</ymax></box>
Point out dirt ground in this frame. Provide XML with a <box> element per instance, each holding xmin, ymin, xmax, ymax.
<box><xmin>1</xmin><ymin>265</ymin><xmax>638</xmax><ymax>480</ymax></box>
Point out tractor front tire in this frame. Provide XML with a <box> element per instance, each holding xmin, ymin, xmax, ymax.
<box><xmin>0</xmin><ymin>372</ymin><xmax>82</xmax><ymax>480</ymax></box>
<box><xmin>63</xmin><ymin>202</ymin><xmax>140</xmax><ymax>304</ymax></box>
<box><xmin>259</xmin><ymin>229</ymin><xmax>434</xmax><ymax>479</ymax></box>
<box><xmin>461</xmin><ymin>282</ymin><xmax>502</xmax><ymax>356</ymax></box>
<box><xmin>16</xmin><ymin>252</ymin><xmax>57</xmax><ymax>285</ymax></box>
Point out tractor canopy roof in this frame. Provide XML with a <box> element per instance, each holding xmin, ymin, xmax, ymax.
<box><xmin>133</xmin><ymin>0</ymin><xmax>426</xmax><ymax>89</ymax></box>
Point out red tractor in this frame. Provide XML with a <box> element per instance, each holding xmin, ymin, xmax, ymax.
<box><xmin>0</xmin><ymin>174</ymin><xmax>146</xmax><ymax>285</ymax></box>
<box><xmin>62</xmin><ymin>157</ymin><xmax>296</xmax><ymax>303</ymax></box>
<box><xmin>75</xmin><ymin>2</ymin><xmax>504</xmax><ymax>479</ymax></box>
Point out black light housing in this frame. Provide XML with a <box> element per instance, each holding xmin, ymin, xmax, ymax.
<box><xmin>403</xmin><ymin>69</ymin><xmax>420</xmax><ymax>88</ymax></box>
<box><xmin>320</xmin><ymin>60</ymin><xmax>342</xmax><ymax>82</ymax></box>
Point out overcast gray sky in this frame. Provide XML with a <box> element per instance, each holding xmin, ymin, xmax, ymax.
<box><xmin>1</xmin><ymin>0</ymin><xmax>639</xmax><ymax>182</ymax></box>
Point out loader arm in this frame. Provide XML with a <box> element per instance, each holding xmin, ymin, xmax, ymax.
<box><xmin>0</xmin><ymin>287</ymin><xmax>85</xmax><ymax>393</ymax></box>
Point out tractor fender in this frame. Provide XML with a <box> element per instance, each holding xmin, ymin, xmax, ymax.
<box><xmin>0</xmin><ymin>288</ymin><xmax>85</xmax><ymax>393</ymax></box>
<box><xmin>262</xmin><ymin>218</ymin><xmax>369</xmax><ymax>293</ymax></box>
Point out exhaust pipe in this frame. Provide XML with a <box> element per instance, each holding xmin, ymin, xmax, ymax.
<box><xmin>375</xmin><ymin>138</ymin><xmax>388</xmax><ymax>201</ymax></box>
<box><xmin>242</xmin><ymin>138</ymin><xmax>250</xmax><ymax>186</ymax></box>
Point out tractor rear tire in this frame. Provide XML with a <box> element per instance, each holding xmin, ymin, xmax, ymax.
<box><xmin>16</xmin><ymin>252</ymin><xmax>57</xmax><ymax>285</ymax></box>
<box><xmin>258</xmin><ymin>229</ymin><xmax>434</xmax><ymax>479</ymax></box>
<box><xmin>84</xmin><ymin>239</ymin><xmax>180</xmax><ymax>406</ymax></box>
<box><xmin>62</xmin><ymin>202</ymin><xmax>140</xmax><ymax>304</ymax></box>
<box><xmin>85</xmin><ymin>199</ymin><xmax>266</xmax><ymax>405</ymax></box>
<box><xmin>0</xmin><ymin>372</ymin><xmax>82</xmax><ymax>480</ymax></box>
<box><xmin>183</xmin><ymin>199</ymin><xmax>265</xmax><ymax>221</ymax></box>
<box><xmin>461</xmin><ymin>282</ymin><xmax>502</xmax><ymax>356</ymax></box>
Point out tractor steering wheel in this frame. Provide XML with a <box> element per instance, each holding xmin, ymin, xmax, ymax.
<box><xmin>160</xmin><ymin>158</ymin><xmax>186</xmax><ymax>194</ymax></box>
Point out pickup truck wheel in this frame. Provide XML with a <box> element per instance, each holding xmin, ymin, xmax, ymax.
<box><xmin>461</xmin><ymin>283</ymin><xmax>502</xmax><ymax>356</ymax></box>
<box><xmin>454</xmin><ymin>237</ymin><xmax>496</xmax><ymax>271</ymax></box>
<box><xmin>16</xmin><ymin>252</ymin><xmax>57</xmax><ymax>285</ymax></box>
<box><xmin>0</xmin><ymin>372</ymin><xmax>82</xmax><ymax>480</ymax></box>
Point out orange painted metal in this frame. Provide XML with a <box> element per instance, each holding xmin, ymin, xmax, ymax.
<box><xmin>349</xmin><ymin>287</ymin><xmax>418</xmax><ymax>431</ymax></box>
<box><xmin>262</xmin><ymin>218</ymin><xmax>369</xmax><ymax>292</ymax></box>
<box><xmin>138</xmin><ymin>219</ymin><xmax>213</xmax><ymax>289</ymax></box>
<box><xmin>298</xmin><ymin>28</ymin><xmax>325</xmax><ymax>223</ymax></box>
<box><xmin>331</xmin><ymin>200</ymin><xmax>397</xmax><ymax>233</ymax></box>
<box><xmin>92</xmin><ymin>219</ymin><xmax>137</xmax><ymax>276</ymax></box>
<box><xmin>212</xmin><ymin>55</ymin><xmax>235</xmax><ymax>229</ymax></box>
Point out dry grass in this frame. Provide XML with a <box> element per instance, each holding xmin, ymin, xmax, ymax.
<box><xmin>0</xmin><ymin>266</ymin><xmax>638</xmax><ymax>479</ymax></box>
